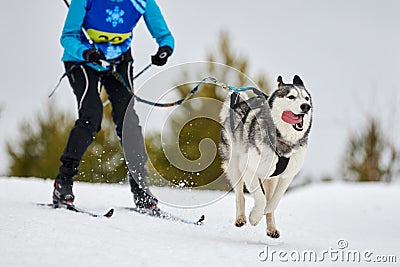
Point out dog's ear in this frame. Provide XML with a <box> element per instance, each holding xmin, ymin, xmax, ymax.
<box><xmin>293</xmin><ymin>75</ymin><xmax>304</xmax><ymax>86</ymax></box>
<box><xmin>277</xmin><ymin>76</ymin><xmax>284</xmax><ymax>87</ymax></box>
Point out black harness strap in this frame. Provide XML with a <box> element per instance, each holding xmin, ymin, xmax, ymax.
<box><xmin>48</xmin><ymin>62</ymin><xmax>87</xmax><ymax>98</ymax></box>
<box><xmin>270</xmin><ymin>156</ymin><xmax>290</xmax><ymax>177</ymax></box>
<box><xmin>229</xmin><ymin>92</ymin><xmax>241</xmax><ymax>132</ymax></box>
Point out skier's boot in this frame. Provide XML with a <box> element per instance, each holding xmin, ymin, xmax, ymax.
<box><xmin>128</xmin><ymin>173</ymin><xmax>159</xmax><ymax>213</ymax></box>
<box><xmin>134</xmin><ymin>190</ymin><xmax>159</xmax><ymax>210</ymax></box>
<box><xmin>53</xmin><ymin>175</ymin><xmax>75</xmax><ymax>206</ymax></box>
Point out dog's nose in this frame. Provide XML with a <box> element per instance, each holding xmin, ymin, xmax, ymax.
<box><xmin>300</xmin><ymin>103</ymin><xmax>311</xmax><ymax>113</ymax></box>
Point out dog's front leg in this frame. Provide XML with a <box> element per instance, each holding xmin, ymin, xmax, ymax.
<box><xmin>243</xmin><ymin>170</ymin><xmax>266</xmax><ymax>226</ymax></box>
<box><xmin>263</xmin><ymin>177</ymin><xmax>280</xmax><ymax>238</ymax></box>
<box><xmin>265</xmin><ymin>176</ymin><xmax>294</xmax><ymax>213</ymax></box>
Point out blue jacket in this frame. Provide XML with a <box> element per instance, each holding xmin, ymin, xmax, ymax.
<box><xmin>61</xmin><ymin>0</ymin><xmax>174</xmax><ymax>62</ymax></box>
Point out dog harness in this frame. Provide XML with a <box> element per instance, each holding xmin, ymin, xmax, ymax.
<box><xmin>270</xmin><ymin>156</ymin><xmax>290</xmax><ymax>177</ymax></box>
<box><xmin>229</xmin><ymin>92</ymin><xmax>290</xmax><ymax>177</ymax></box>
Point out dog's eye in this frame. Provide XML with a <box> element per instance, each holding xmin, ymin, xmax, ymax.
<box><xmin>305</xmin><ymin>96</ymin><xmax>310</xmax><ymax>101</ymax></box>
<box><xmin>288</xmin><ymin>95</ymin><xmax>295</xmax><ymax>100</ymax></box>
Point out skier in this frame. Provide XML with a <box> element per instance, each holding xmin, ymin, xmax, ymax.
<box><xmin>53</xmin><ymin>0</ymin><xmax>174</xmax><ymax>210</ymax></box>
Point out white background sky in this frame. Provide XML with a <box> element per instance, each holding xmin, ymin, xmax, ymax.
<box><xmin>0</xmin><ymin>0</ymin><xmax>399</xmax><ymax>179</ymax></box>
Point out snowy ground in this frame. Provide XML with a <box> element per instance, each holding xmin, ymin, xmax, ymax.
<box><xmin>0</xmin><ymin>177</ymin><xmax>399</xmax><ymax>267</ymax></box>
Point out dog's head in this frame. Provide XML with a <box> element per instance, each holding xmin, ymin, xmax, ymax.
<box><xmin>269</xmin><ymin>75</ymin><xmax>313</xmax><ymax>142</ymax></box>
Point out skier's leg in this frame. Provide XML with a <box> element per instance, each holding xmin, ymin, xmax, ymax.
<box><xmin>103</xmin><ymin>57</ymin><xmax>157</xmax><ymax>209</ymax></box>
<box><xmin>54</xmin><ymin>62</ymin><xmax>102</xmax><ymax>204</ymax></box>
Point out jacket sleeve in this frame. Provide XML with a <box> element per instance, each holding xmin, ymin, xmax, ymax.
<box><xmin>60</xmin><ymin>0</ymin><xmax>88</xmax><ymax>61</ymax></box>
<box><xmin>143</xmin><ymin>0</ymin><xmax>175</xmax><ymax>53</ymax></box>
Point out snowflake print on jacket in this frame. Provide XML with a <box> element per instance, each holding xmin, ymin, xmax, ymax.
<box><xmin>106</xmin><ymin>6</ymin><xmax>125</xmax><ymax>27</ymax></box>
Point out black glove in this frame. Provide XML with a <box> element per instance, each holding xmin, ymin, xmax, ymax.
<box><xmin>83</xmin><ymin>48</ymin><xmax>106</xmax><ymax>64</ymax></box>
<box><xmin>151</xmin><ymin>46</ymin><xmax>172</xmax><ymax>66</ymax></box>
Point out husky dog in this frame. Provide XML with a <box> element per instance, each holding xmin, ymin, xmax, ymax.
<box><xmin>219</xmin><ymin>75</ymin><xmax>312</xmax><ymax>238</ymax></box>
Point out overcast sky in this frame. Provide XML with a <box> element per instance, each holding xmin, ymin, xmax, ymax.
<box><xmin>0</xmin><ymin>0</ymin><xmax>399</xmax><ymax>179</ymax></box>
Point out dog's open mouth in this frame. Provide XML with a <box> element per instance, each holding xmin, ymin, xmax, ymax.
<box><xmin>281</xmin><ymin>110</ymin><xmax>304</xmax><ymax>131</ymax></box>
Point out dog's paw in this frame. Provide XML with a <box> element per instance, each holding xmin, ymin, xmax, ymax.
<box><xmin>267</xmin><ymin>228</ymin><xmax>280</xmax><ymax>239</ymax></box>
<box><xmin>249</xmin><ymin>209</ymin><xmax>264</xmax><ymax>226</ymax></box>
<box><xmin>234</xmin><ymin>215</ymin><xmax>247</xmax><ymax>227</ymax></box>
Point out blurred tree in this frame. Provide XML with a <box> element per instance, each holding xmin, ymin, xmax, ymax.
<box><xmin>7</xmin><ymin>98</ymin><xmax>127</xmax><ymax>183</ymax></box>
<box><xmin>342</xmin><ymin>118</ymin><xmax>399</xmax><ymax>182</ymax></box>
<box><xmin>145</xmin><ymin>32</ymin><xmax>271</xmax><ymax>189</ymax></box>
<box><xmin>7</xmin><ymin>103</ymin><xmax>72</xmax><ymax>178</ymax></box>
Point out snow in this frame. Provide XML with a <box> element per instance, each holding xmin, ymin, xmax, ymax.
<box><xmin>0</xmin><ymin>177</ymin><xmax>399</xmax><ymax>267</ymax></box>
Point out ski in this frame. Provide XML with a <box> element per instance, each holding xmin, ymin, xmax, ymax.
<box><xmin>121</xmin><ymin>207</ymin><xmax>205</xmax><ymax>226</ymax></box>
<box><xmin>37</xmin><ymin>203</ymin><xmax>114</xmax><ymax>218</ymax></box>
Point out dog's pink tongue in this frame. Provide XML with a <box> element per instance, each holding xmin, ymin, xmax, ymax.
<box><xmin>281</xmin><ymin>110</ymin><xmax>302</xmax><ymax>125</ymax></box>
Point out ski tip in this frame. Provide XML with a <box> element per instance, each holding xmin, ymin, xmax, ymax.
<box><xmin>104</xmin><ymin>208</ymin><xmax>114</xmax><ymax>218</ymax></box>
<box><xmin>196</xmin><ymin>215</ymin><xmax>205</xmax><ymax>225</ymax></box>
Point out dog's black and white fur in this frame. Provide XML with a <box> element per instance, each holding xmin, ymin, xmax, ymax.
<box><xmin>219</xmin><ymin>75</ymin><xmax>312</xmax><ymax>238</ymax></box>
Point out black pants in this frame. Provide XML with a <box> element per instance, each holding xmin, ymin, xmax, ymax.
<box><xmin>59</xmin><ymin>52</ymin><xmax>148</xmax><ymax>195</ymax></box>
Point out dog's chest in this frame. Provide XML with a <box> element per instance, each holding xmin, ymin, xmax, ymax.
<box><xmin>278</xmin><ymin>146</ymin><xmax>307</xmax><ymax>178</ymax></box>
<box><xmin>239</xmin><ymin>146</ymin><xmax>307</xmax><ymax>179</ymax></box>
